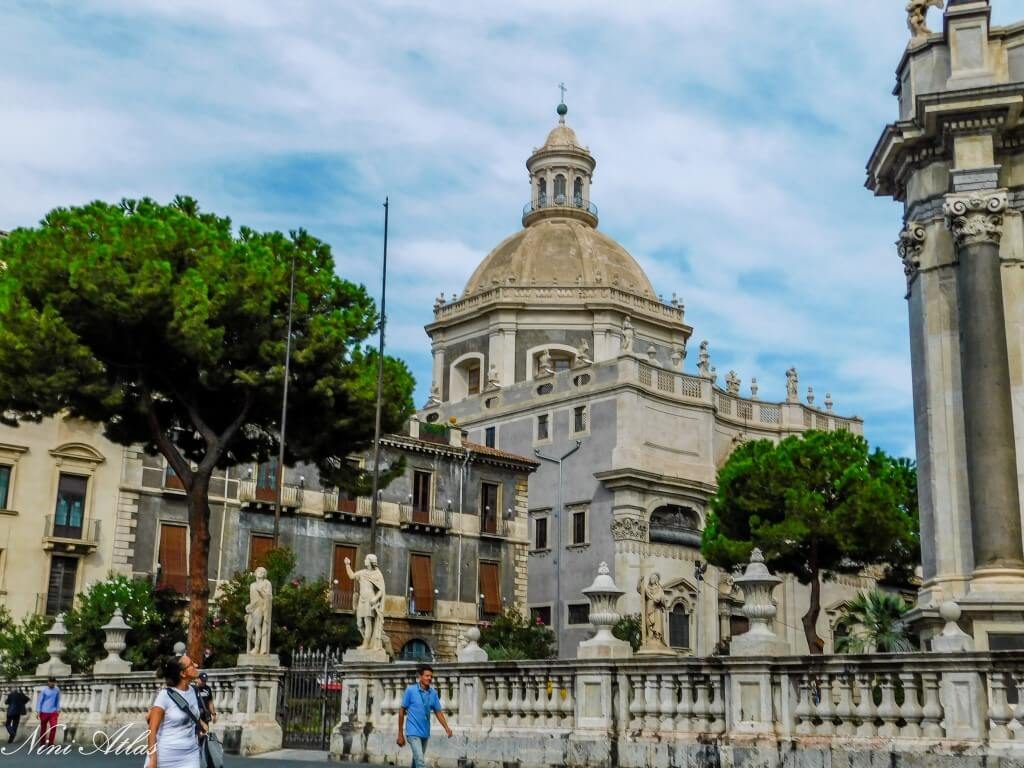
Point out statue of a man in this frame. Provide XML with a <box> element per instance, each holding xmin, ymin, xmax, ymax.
<box><xmin>621</xmin><ymin>316</ymin><xmax>634</xmax><ymax>353</ymax></box>
<box><xmin>638</xmin><ymin>573</ymin><xmax>671</xmax><ymax>651</ymax></box>
<box><xmin>697</xmin><ymin>341</ymin><xmax>710</xmax><ymax>377</ymax></box>
<box><xmin>786</xmin><ymin>367</ymin><xmax>799</xmax><ymax>402</ymax></box>
<box><xmin>245</xmin><ymin>566</ymin><xmax>273</xmax><ymax>655</ymax></box>
<box><xmin>907</xmin><ymin>0</ymin><xmax>943</xmax><ymax>40</ymax></box>
<box><xmin>345</xmin><ymin>554</ymin><xmax>386</xmax><ymax>650</ymax></box>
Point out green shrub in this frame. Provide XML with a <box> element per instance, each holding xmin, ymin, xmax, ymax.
<box><xmin>0</xmin><ymin>607</ymin><xmax>49</xmax><ymax>679</ymax></box>
<box><xmin>613</xmin><ymin>613</ymin><xmax>642</xmax><ymax>652</ymax></box>
<box><xmin>479</xmin><ymin>607</ymin><xmax>555</xmax><ymax>660</ymax></box>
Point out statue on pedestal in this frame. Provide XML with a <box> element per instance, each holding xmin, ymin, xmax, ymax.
<box><xmin>345</xmin><ymin>554</ymin><xmax>386</xmax><ymax>651</ymax></box>
<box><xmin>786</xmin><ymin>367</ymin><xmax>799</xmax><ymax>403</ymax></box>
<box><xmin>637</xmin><ymin>573</ymin><xmax>672</xmax><ymax>653</ymax></box>
<box><xmin>907</xmin><ymin>0</ymin><xmax>943</xmax><ymax>40</ymax></box>
<box><xmin>620</xmin><ymin>316</ymin><xmax>634</xmax><ymax>354</ymax></box>
<box><xmin>245</xmin><ymin>566</ymin><xmax>273</xmax><ymax>655</ymax></box>
<box><xmin>697</xmin><ymin>341</ymin><xmax>710</xmax><ymax>378</ymax></box>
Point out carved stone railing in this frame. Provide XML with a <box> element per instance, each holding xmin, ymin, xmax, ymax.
<box><xmin>334</xmin><ymin>652</ymin><xmax>1024</xmax><ymax>767</ymax></box>
<box><xmin>9</xmin><ymin>665</ymin><xmax>283</xmax><ymax>756</ymax></box>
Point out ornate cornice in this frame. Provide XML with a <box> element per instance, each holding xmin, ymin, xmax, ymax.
<box><xmin>610</xmin><ymin>517</ymin><xmax>648</xmax><ymax>542</ymax></box>
<box><xmin>897</xmin><ymin>222</ymin><xmax>927</xmax><ymax>278</ymax></box>
<box><xmin>943</xmin><ymin>191</ymin><xmax>1008</xmax><ymax>247</ymax></box>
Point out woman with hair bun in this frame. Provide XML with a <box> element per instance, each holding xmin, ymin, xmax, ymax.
<box><xmin>144</xmin><ymin>654</ymin><xmax>204</xmax><ymax>768</ymax></box>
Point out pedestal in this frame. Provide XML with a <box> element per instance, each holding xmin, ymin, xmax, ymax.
<box><xmin>342</xmin><ymin>648</ymin><xmax>389</xmax><ymax>664</ymax></box>
<box><xmin>578</xmin><ymin>635</ymin><xmax>632</xmax><ymax>659</ymax></box>
<box><xmin>236</xmin><ymin>653</ymin><xmax>281</xmax><ymax>667</ymax></box>
<box><xmin>36</xmin><ymin>659</ymin><xmax>71</xmax><ymax>677</ymax></box>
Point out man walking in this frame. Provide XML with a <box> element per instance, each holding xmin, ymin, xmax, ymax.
<box><xmin>396</xmin><ymin>665</ymin><xmax>452</xmax><ymax>768</ymax></box>
<box><xmin>4</xmin><ymin>686</ymin><xmax>29</xmax><ymax>743</ymax></box>
<box><xmin>37</xmin><ymin>677</ymin><xmax>61</xmax><ymax>747</ymax></box>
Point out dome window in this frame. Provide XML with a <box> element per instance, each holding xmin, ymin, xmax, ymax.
<box><xmin>573</xmin><ymin>177</ymin><xmax>583</xmax><ymax>207</ymax></box>
<box><xmin>538</xmin><ymin>178</ymin><xmax>547</xmax><ymax>206</ymax></box>
<box><xmin>554</xmin><ymin>174</ymin><xmax>566</xmax><ymax>204</ymax></box>
<box><xmin>449</xmin><ymin>354</ymin><xmax>484</xmax><ymax>401</ymax></box>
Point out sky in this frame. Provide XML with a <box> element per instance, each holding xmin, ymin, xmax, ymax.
<box><xmin>2</xmin><ymin>1</ymin><xmax>1018</xmax><ymax>459</ymax></box>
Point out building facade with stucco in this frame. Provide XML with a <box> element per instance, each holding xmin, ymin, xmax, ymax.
<box><xmin>419</xmin><ymin>103</ymin><xmax>878</xmax><ymax>657</ymax></box>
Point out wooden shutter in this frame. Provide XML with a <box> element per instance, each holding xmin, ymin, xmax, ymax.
<box><xmin>481</xmin><ymin>483</ymin><xmax>498</xmax><ymax>533</ymax></box>
<box><xmin>409</xmin><ymin>554</ymin><xmax>434</xmax><ymax>613</ymax></box>
<box><xmin>480</xmin><ymin>562</ymin><xmax>501</xmax><ymax>615</ymax></box>
<box><xmin>158</xmin><ymin>524</ymin><xmax>188</xmax><ymax>593</ymax></box>
<box><xmin>46</xmin><ymin>556</ymin><xmax>78</xmax><ymax>615</ymax></box>
<box><xmin>333</xmin><ymin>545</ymin><xmax>357</xmax><ymax>610</ymax></box>
<box><xmin>249</xmin><ymin>534</ymin><xmax>275</xmax><ymax>570</ymax></box>
<box><xmin>413</xmin><ymin>472</ymin><xmax>431</xmax><ymax>521</ymax></box>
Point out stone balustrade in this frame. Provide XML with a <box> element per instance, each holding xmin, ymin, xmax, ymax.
<box><xmin>8</xmin><ymin>665</ymin><xmax>283</xmax><ymax>756</ymax></box>
<box><xmin>334</xmin><ymin>652</ymin><xmax>1024</xmax><ymax>767</ymax></box>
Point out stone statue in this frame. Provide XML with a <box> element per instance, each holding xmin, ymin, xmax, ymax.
<box><xmin>825</xmin><ymin>392</ymin><xmax>834</xmax><ymax>413</ymax></box>
<box><xmin>907</xmin><ymin>0</ymin><xmax>943</xmax><ymax>40</ymax></box>
<box><xmin>425</xmin><ymin>383</ymin><xmax>441</xmax><ymax>407</ymax></box>
<box><xmin>725</xmin><ymin>370</ymin><xmax>740</xmax><ymax>395</ymax></box>
<box><xmin>670</xmin><ymin>346</ymin><xmax>685</xmax><ymax>371</ymax></box>
<box><xmin>537</xmin><ymin>349</ymin><xmax>554</xmax><ymax>376</ymax></box>
<box><xmin>345</xmin><ymin>554</ymin><xmax>386</xmax><ymax>651</ymax></box>
<box><xmin>786</xmin><ymin>367</ymin><xmax>799</xmax><ymax>403</ymax></box>
<box><xmin>620</xmin><ymin>316</ymin><xmax>634</xmax><ymax>353</ymax></box>
<box><xmin>637</xmin><ymin>573</ymin><xmax>671</xmax><ymax>652</ymax></box>
<box><xmin>750</xmin><ymin>377</ymin><xmax>759</xmax><ymax>399</ymax></box>
<box><xmin>575</xmin><ymin>338</ymin><xmax>591</xmax><ymax>365</ymax></box>
<box><xmin>245</xmin><ymin>566</ymin><xmax>273</xmax><ymax>655</ymax></box>
<box><xmin>697</xmin><ymin>341</ymin><xmax>710</xmax><ymax>377</ymax></box>
<box><xmin>486</xmin><ymin>363</ymin><xmax>501</xmax><ymax>390</ymax></box>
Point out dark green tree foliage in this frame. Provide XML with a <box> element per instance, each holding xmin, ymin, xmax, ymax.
<box><xmin>0</xmin><ymin>198</ymin><xmax>415</xmax><ymax>656</ymax></box>
<box><xmin>612</xmin><ymin>613</ymin><xmax>642</xmax><ymax>652</ymax></box>
<box><xmin>479</xmin><ymin>608</ymin><xmax>556</xmax><ymax>660</ymax></box>
<box><xmin>0</xmin><ymin>608</ymin><xmax>50</xmax><ymax>680</ymax></box>
<box><xmin>63</xmin><ymin>574</ymin><xmax>185</xmax><ymax>671</ymax></box>
<box><xmin>835</xmin><ymin>590</ymin><xmax>913</xmax><ymax>654</ymax></box>
<box><xmin>205</xmin><ymin>549</ymin><xmax>360</xmax><ymax>667</ymax></box>
<box><xmin>701</xmin><ymin>430</ymin><xmax>919</xmax><ymax>654</ymax></box>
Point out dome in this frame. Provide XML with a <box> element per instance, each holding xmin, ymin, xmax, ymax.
<box><xmin>463</xmin><ymin>218</ymin><xmax>656</xmax><ymax>298</ymax></box>
<box><xmin>543</xmin><ymin>124</ymin><xmax>581</xmax><ymax>149</ymax></box>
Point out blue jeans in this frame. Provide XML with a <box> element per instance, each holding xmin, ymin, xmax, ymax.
<box><xmin>408</xmin><ymin>735</ymin><xmax>429</xmax><ymax>768</ymax></box>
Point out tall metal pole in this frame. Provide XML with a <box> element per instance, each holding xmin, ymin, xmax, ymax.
<box><xmin>273</xmin><ymin>250</ymin><xmax>297</xmax><ymax>546</ymax></box>
<box><xmin>369</xmin><ymin>198</ymin><xmax>389</xmax><ymax>555</ymax></box>
<box><xmin>535</xmin><ymin>440</ymin><xmax>582</xmax><ymax>658</ymax></box>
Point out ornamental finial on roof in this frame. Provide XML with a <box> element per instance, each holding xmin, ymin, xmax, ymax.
<box><xmin>557</xmin><ymin>82</ymin><xmax>568</xmax><ymax>124</ymax></box>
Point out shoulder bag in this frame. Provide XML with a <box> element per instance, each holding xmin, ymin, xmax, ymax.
<box><xmin>165</xmin><ymin>688</ymin><xmax>225</xmax><ymax>768</ymax></box>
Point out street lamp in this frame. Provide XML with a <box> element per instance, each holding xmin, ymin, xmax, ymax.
<box><xmin>534</xmin><ymin>440</ymin><xmax>583</xmax><ymax>658</ymax></box>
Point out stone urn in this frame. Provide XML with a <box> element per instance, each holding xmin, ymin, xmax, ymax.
<box><xmin>94</xmin><ymin>607</ymin><xmax>133</xmax><ymax>674</ymax></box>
<box><xmin>578</xmin><ymin>562</ymin><xmax>632</xmax><ymax>659</ymax></box>
<box><xmin>36</xmin><ymin>613</ymin><xmax>72</xmax><ymax>677</ymax></box>
<box><xmin>731</xmin><ymin>548</ymin><xmax>789</xmax><ymax>656</ymax></box>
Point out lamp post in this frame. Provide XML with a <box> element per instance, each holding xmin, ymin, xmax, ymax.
<box><xmin>273</xmin><ymin>249</ymin><xmax>297</xmax><ymax>546</ymax></box>
<box><xmin>369</xmin><ymin>197</ymin><xmax>390</xmax><ymax>556</ymax></box>
<box><xmin>535</xmin><ymin>440</ymin><xmax>582</xmax><ymax>658</ymax></box>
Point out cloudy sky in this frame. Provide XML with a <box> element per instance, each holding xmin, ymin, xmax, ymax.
<box><xmin>3</xmin><ymin>1</ymin><xmax>1017</xmax><ymax>457</ymax></box>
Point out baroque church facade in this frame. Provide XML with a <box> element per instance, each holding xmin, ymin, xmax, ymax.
<box><xmin>419</xmin><ymin>103</ymin><xmax>877</xmax><ymax>657</ymax></box>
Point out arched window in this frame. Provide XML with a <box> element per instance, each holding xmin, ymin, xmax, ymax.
<box><xmin>573</xmin><ymin>177</ymin><xmax>583</xmax><ymax>207</ymax></box>
<box><xmin>669</xmin><ymin>604</ymin><xmax>690</xmax><ymax>649</ymax></box>
<box><xmin>538</xmin><ymin>178</ymin><xmax>547</xmax><ymax>206</ymax></box>
<box><xmin>554</xmin><ymin>175</ymin><xmax>566</xmax><ymax>204</ymax></box>
<box><xmin>399</xmin><ymin>639</ymin><xmax>433</xmax><ymax>662</ymax></box>
<box><xmin>450</xmin><ymin>354</ymin><xmax>484</xmax><ymax>401</ymax></box>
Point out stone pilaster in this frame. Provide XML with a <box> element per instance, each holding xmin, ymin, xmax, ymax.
<box><xmin>943</xmin><ymin>189</ymin><xmax>1024</xmax><ymax>575</ymax></box>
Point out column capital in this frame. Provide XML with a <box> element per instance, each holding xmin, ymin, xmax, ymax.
<box><xmin>943</xmin><ymin>190</ymin><xmax>1008</xmax><ymax>247</ymax></box>
<box><xmin>897</xmin><ymin>222</ymin><xmax>927</xmax><ymax>279</ymax></box>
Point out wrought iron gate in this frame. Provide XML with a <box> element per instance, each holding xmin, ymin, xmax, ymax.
<box><xmin>278</xmin><ymin>647</ymin><xmax>343</xmax><ymax>750</ymax></box>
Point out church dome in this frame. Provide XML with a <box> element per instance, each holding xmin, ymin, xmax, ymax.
<box><xmin>543</xmin><ymin>123</ymin><xmax>580</xmax><ymax>149</ymax></box>
<box><xmin>463</xmin><ymin>217</ymin><xmax>656</xmax><ymax>298</ymax></box>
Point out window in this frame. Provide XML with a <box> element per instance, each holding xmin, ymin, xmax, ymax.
<box><xmin>485</xmin><ymin>426</ymin><xmax>496</xmax><ymax>448</ymax></box>
<box><xmin>409</xmin><ymin>553</ymin><xmax>434</xmax><ymax>615</ymax></box>
<box><xmin>554</xmin><ymin>174</ymin><xmax>566</xmax><ymax>203</ymax></box>
<box><xmin>157</xmin><ymin>524</ymin><xmax>188</xmax><ymax>594</ymax></box>
<box><xmin>400</xmin><ymin>639</ymin><xmax>433</xmax><ymax>662</ymax></box>
<box><xmin>552</xmin><ymin>354</ymin><xmax>572</xmax><ymax>372</ymax></box>
<box><xmin>54</xmin><ymin>474</ymin><xmax>87</xmax><ymax>538</ymax></box>
<box><xmin>571</xmin><ymin>509</ymin><xmax>587</xmax><ymax>545</ymax></box>
<box><xmin>531</xmin><ymin>606</ymin><xmax>552</xmax><ymax>626</ymax></box>
<box><xmin>537</xmin><ymin>414</ymin><xmax>550</xmax><ymax>441</ymax></box>
<box><xmin>534</xmin><ymin>517</ymin><xmax>549</xmax><ymax>550</ymax></box>
<box><xmin>412</xmin><ymin>470</ymin><xmax>432</xmax><ymax>522</ymax></box>
<box><xmin>567</xmin><ymin>603</ymin><xmax>590</xmax><ymax>626</ymax></box>
<box><xmin>332</xmin><ymin>545</ymin><xmax>357</xmax><ymax>610</ymax></box>
<box><xmin>573</xmin><ymin>405</ymin><xmax>587</xmax><ymax>433</ymax></box>
<box><xmin>479</xmin><ymin>561</ymin><xmax>501</xmax><ymax>618</ymax></box>
<box><xmin>480</xmin><ymin>482</ymin><xmax>499</xmax><ymax>534</ymax></box>
<box><xmin>669</xmin><ymin>604</ymin><xmax>690</xmax><ymax>649</ymax></box>
<box><xmin>0</xmin><ymin>465</ymin><xmax>10</xmax><ymax>509</ymax></box>
<box><xmin>45</xmin><ymin>556</ymin><xmax>78</xmax><ymax>615</ymax></box>
<box><xmin>255</xmin><ymin>458</ymin><xmax>278</xmax><ymax>502</ymax></box>
<box><xmin>164</xmin><ymin>463</ymin><xmax>185</xmax><ymax>490</ymax></box>
<box><xmin>538</xmin><ymin>178</ymin><xmax>547</xmax><ymax>205</ymax></box>
<box><xmin>248</xmin><ymin>533</ymin><xmax>275</xmax><ymax>570</ymax></box>
<box><xmin>467</xmin><ymin>364</ymin><xmax>481</xmax><ymax>395</ymax></box>
<box><xmin>573</xmin><ymin>176</ymin><xmax>583</xmax><ymax>206</ymax></box>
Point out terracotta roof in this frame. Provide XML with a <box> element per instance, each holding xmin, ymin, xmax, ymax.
<box><xmin>463</xmin><ymin>441</ymin><xmax>540</xmax><ymax>467</ymax></box>
<box><xmin>379</xmin><ymin>433</ymin><xmax>539</xmax><ymax>470</ymax></box>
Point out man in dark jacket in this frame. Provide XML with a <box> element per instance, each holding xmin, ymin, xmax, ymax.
<box><xmin>4</xmin><ymin>686</ymin><xmax>29</xmax><ymax>743</ymax></box>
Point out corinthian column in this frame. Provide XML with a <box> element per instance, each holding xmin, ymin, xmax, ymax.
<box><xmin>943</xmin><ymin>189</ymin><xmax>1024</xmax><ymax>574</ymax></box>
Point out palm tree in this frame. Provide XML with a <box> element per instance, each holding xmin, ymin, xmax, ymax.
<box><xmin>834</xmin><ymin>590</ymin><xmax>913</xmax><ymax>654</ymax></box>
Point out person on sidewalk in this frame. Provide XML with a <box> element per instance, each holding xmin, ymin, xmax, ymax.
<box><xmin>396</xmin><ymin>664</ymin><xmax>452</xmax><ymax>768</ymax></box>
<box><xmin>37</xmin><ymin>677</ymin><xmax>61</xmax><ymax>747</ymax></box>
<box><xmin>193</xmin><ymin>672</ymin><xmax>217</xmax><ymax>726</ymax></box>
<box><xmin>4</xmin><ymin>686</ymin><xmax>29</xmax><ymax>743</ymax></box>
<box><xmin>145</xmin><ymin>654</ymin><xmax>206</xmax><ymax>768</ymax></box>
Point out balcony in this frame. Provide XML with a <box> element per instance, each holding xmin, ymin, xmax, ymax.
<box><xmin>522</xmin><ymin>195</ymin><xmax>598</xmax><ymax>228</ymax></box>
<box><xmin>479</xmin><ymin>512</ymin><xmax>511</xmax><ymax>539</ymax></box>
<box><xmin>399</xmin><ymin>504</ymin><xmax>450</xmax><ymax>533</ymax></box>
<box><xmin>321</xmin><ymin>491</ymin><xmax>372</xmax><ymax>524</ymax></box>
<box><xmin>331</xmin><ymin>586</ymin><xmax>354</xmax><ymax>612</ymax></box>
<box><xmin>407</xmin><ymin>590</ymin><xmax>436</xmax><ymax>618</ymax></box>
<box><xmin>238</xmin><ymin>480</ymin><xmax>303</xmax><ymax>512</ymax></box>
<box><xmin>42</xmin><ymin>516</ymin><xmax>100</xmax><ymax>553</ymax></box>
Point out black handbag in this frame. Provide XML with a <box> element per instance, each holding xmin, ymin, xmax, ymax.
<box><xmin>165</xmin><ymin>688</ymin><xmax>225</xmax><ymax>768</ymax></box>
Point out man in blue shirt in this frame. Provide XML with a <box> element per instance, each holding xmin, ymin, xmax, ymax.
<box><xmin>37</xmin><ymin>677</ymin><xmax>61</xmax><ymax>747</ymax></box>
<box><xmin>397</xmin><ymin>665</ymin><xmax>452</xmax><ymax>768</ymax></box>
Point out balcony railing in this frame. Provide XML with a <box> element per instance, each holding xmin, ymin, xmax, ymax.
<box><xmin>479</xmin><ymin>510</ymin><xmax>511</xmax><ymax>538</ymax></box>
<box><xmin>522</xmin><ymin>195</ymin><xmax>598</xmax><ymax>226</ymax></box>
<box><xmin>407</xmin><ymin>591</ymin><xmax>435</xmax><ymax>618</ymax></box>
<box><xmin>321</xmin><ymin>491</ymin><xmax>372</xmax><ymax>521</ymax></box>
<box><xmin>238</xmin><ymin>480</ymin><xmax>303</xmax><ymax>510</ymax></box>
<box><xmin>42</xmin><ymin>516</ymin><xmax>100</xmax><ymax>552</ymax></box>
<box><xmin>399</xmin><ymin>504</ymin><xmax>450</xmax><ymax>531</ymax></box>
<box><xmin>331</xmin><ymin>587</ymin><xmax>354</xmax><ymax>612</ymax></box>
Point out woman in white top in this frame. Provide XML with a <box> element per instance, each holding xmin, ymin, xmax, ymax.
<box><xmin>144</xmin><ymin>654</ymin><xmax>205</xmax><ymax>768</ymax></box>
